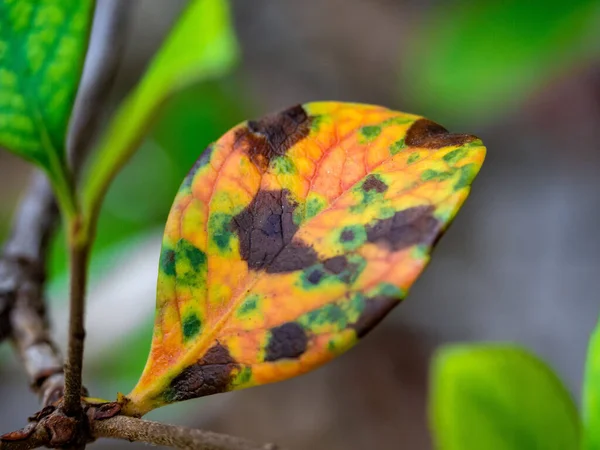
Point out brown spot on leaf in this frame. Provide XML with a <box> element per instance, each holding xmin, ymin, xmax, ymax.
<box><xmin>323</xmin><ymin>256</ymin><xmax>348</xmax><ymax>274</ymax></box>
<box><xmin>405</xmin><ymin>119</ymin><xmax>478</xmax><ymax>149</ymax></box>
<box><xmin>269</xmin><ymin>242</ymin><xmax>319</xmax><ymax>273</ymax></box>
<box><xmin>366</xmin><ymin>206</ymin><xmax>440</xmax><ymax>251</ymax></box>
<box><xmin>362</xmin><ymin>175</ymin><xmax>388</xmax><ymax>193</ymax></box>
<box><xmin>323</xmin><ymin>255</ymin><xmax>363</xmax><ymax>284</ymax></box>
<box><xmin>167</xmin><ymin>343</ymin><xmax>238</xmax><ymax>402</ymax></box>
<box><xmin>265</xmin><ymin>322</ymin><xmax>308</xmax><ymax>361</ymax></box>
<box><xmin>351</xmin><ymin>296</ymin><xmax>398</xmax><ymax>338</ymax></box>
<box><xmin>236</xmin><ymin>105</ymin><xmax>313</xmax><ymax>171</ymax></box>
<box><xmin>231</xmin><ymin>189</ymin><xmax>318</xmax><ymax>273</ymax></box>
<box><xmin>340</xmin><ymin>229</ymin><xmax>355</xmax><ymax>242</ymax></box>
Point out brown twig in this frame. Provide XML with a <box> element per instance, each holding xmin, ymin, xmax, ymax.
<box><xmin>60</xmin><ymin>0</ymin><xmax>133</xmax><ymax>418</ymax></box>
<box><xmin>0</xmin><ymin>172</ymin><xmax>64</xmax><ymax>406</ymax></box>
<box><xmin>93</xmin><ymin>416</ymin><xmax>280</xmax><ymax>450</ymax></box>
<box><xmin>0</xmin><ymin>0</ymin><xmax>133</xmax><ymax>411</ymax></box>
<box><xmin>67</xmin><ymin>0</ymin><xmax>133</xmax><ymax>176</ymax></box>
<box><xmin>61</xmin><ymin>239</ymin><xmax>89</xmax><ymax>417</ymax></box>
<box><xmin>0</xmin><ymin>424</ymin><xmax>49</xmax><ymax>450</ymax></box>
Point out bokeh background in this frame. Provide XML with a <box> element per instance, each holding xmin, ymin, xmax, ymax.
<box><xmin>2</xmin><ymin>0</ymin><xmax>600</xmax><ymax>448</ymax></box>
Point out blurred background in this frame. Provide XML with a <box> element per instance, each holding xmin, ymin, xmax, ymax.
<box><xmin>2</xmin><ymin>0</ymin><xmax>600</xmax><ymax>448</ymax></box>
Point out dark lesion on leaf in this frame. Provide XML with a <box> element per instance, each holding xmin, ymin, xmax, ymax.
<box><xmin>231</xmin><ymin>189</ymin><xmax>318</xmax><ymax>273</ymax></box>
<box><xmin>325</xmin><ymin>255</ymin><xmax>364</xmax><ymax>284</ymax></box>
<box><xmin>365</xmin><ymin>205</ymin><xmax>440</xmax><ymax>251</ymax></box>
<box><xmin>165</xmin><ymin>343</ymin><xmax>238</xmax><ymax>402</ymax></box>
<box><xmin>340</xmin><ymin>229</ymin><xmax>355</xmax><ymax>242</ymax></box>
<box><xmin>361</xmin><ymin>175</ymin><xmax>388</xmax><ymax>193</ymax></box>
<box><xmin>405</xmin><ymin>119</ymin><xmax>478</xmax><ymax>149</ymax></box>
<box><xmin>159</xmin><ymin>248</ymin><xmax>176</xmax><ymax>277</ymax></box>
<box><xmin>350</xmin><ymin>295</ymin><xmax>398</xmax><ymax>338</ymax></box>
<box><xmin>235</xmin><ymin>104</ymin><xmax>313</xmax><ymax>171</ymax></box>
<box><xmin>265</xmin><ymin>322</ymin><xmax>308</xmax><ymax>361</ymax></box>
<box><xmin>307</xmin><ymin>268</ymin><xmax>324</xmax><ymax>285</ymax></box>
<box><xmin>323</xmin><ymin>255</ymin><xmax>348</xmax><ymax>274</ymax></box>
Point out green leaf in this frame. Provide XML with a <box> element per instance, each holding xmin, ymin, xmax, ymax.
<box><xmin>402</xmin><ymin>0</ymin><xmax>600</xmax><ymax>124</ymax></box>
<box><xmin>82</xmin><ymin>0</ymin><xmax>239</xmax><ymax>229</ymax></box>
<box><xmin>430</xmin><ymin>344</ymin><xmax>580</xmax><ymax>450</ymax></box>
<box><xmin>583</xmin><ymin>315</ymin><xmax>600</xmax><ymax>450</ymax></box>
<box><xmin>0</xmin><ymin>0</ymin><xmax>95</xmax><ymax>216</ymax></box>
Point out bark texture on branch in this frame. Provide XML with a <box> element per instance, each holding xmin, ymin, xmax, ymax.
<box><xmin>93</xmin><ymin>416</ymin><xmax>280</xmax><ymax>450</ymax></box>
<box><xmin>0</xmin><ymin>172</ymin><xmax>64</xmax><ymax>406</ymax></box>
<box><xmin>0</xmin><ymin>0</ymin><xmax>133</xmax><ymax>409</ymax></box>
<box><xmin>68</xmin><ymin>0</ymin><xmax>133</xmax><ymax>176</ymax></box>
<box><xmin>60</xmin><ymin>0</ymin><xmax>134</xmax><ymax>418</ymax></box>
<box><xmin>0</xmin><ymin>424</ymin><xmax>48</xmax><ymax>450</ymax></box>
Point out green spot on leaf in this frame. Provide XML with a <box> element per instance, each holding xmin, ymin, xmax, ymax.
<box><xmin>381</xmin><ymin>116</ymin><xmax>413</xmax><ymax>127</ymax></box>
<box><xmin>182</xmin><ymin>313</ymin><xmax>202</xmax><ymax>341</ymax></box>
<box><xmin>310</xmin><ymin>114</ymin><xmax>325</xmax><ymax>132</ymax></box>
<box><xmin>421</xmin><ymin>169</ymin><xmax>454</xmax><ymax>182</ymax></box>
<box><xmin>368</xmin><ymin>282</ymin><xmax>404</xmax><ymax>299</ymax></box>
<box><xmin>233</xmin><ymin>366</ymin><xmax>252</xmax><ymax>386</ymax></box>
<box><xmin>299</xmin><ymin>194</ymin><xmax>326</xmax><ymax>222</ymax></box>
<box><xmin>160</xmin><ymin>248</ymin><xmax>176</xmax><ymax>277</ymax></box>
<box><xmin>208</xmin><ymin>212</ymin><xmax>234</xmax><ymax>252</ymax></box>
<box><xmin>360</xmin><ymin>125</ymin><xmax>381</xmax><ymax>142</ymax></box>
<box><xmin>410</xmin><ymin>244</ymin><xmax>430</xmax><ymax>261</ymax></box>
<box><xmin>238</xmin><ymin>294</ymin><xmax>259</xmax><ymax>316</ymax></box>
<box><xmin>175</xmin><ymin>239</ymin><xmax>207</xmax><ymax>286</ymax></box>
<box><xmin>271</xmin><ymin>156</ymin><xmax>297</xmax><ymax>175</ymax></box>
<box><xmin>407</xmin><ymin>153</ymin><xmax>421</xmax><ymax>164</ymax></box>
<box><xmin>454</xmin><ymin>163</ymin><xmax>480</xmax><ymax>190</ymax></box>
<box><xmin>299</xmin><ymin>303</ymin><xmax>347</xmax><ymax>333</ymax></box>
<box><xmin>390</xmin><ymin>139</ymin><xmax>406</xmax><ymax>155</ymax></box>
<box><xmin>443</xmin><ymin>148</ymin><xmax>468</xmax><ymax>164</ymax></box>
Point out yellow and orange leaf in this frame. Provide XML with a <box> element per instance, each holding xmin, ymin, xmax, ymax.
<box><xmin>122</xmin><ymin>102</ymin><xmax>486</xmax><ymax>416</ymax></box>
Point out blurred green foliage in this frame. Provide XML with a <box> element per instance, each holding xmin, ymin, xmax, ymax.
<box><xmin>403</xmin><ymin>0</ymin><xmax>600</xmax><ymax>125</ymax></box>
<box><xmin>49</xmin><ymin>79</ymin><xmax>251</xmax><ymax>278</ymax></box>
<box><xmin>583</xmin><ymin>316</ymin><xmax>600</xmax><ymax>450</ymax></box>
<box><xmin>430</xmin><ymin>345</ymin><xmax>580</xmax><ymax>450</ymax></box>
<box><xmin>82</xmin><ymin>0</ymin><xmax>240</xmax><ymax>228</ymax></box>
<box><xmin>0</xmin><ymin>0</ymin><xmax>94</xmax><ymax>216</ymax></box>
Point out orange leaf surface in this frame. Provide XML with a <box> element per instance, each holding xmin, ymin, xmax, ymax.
<box><xmin>122</xmin><ymin>102</ymin><xmax>486</xmax><ymax>416</ymax></box>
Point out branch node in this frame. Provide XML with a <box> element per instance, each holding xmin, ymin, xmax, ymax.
<box><xmin>0</xmin><ymin>423</ymin><xmax>36</xmax><ymax>442</ymax></box>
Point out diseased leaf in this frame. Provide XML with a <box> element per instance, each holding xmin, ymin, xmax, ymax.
<box><xmin>0</xmin><ymin>0</ymin><xmax>94</xmax><ymax>215</ymax></box>
<box><xmin>82</xmin><ymin>0</ymin><xmax>239</xmax><ymax>226</ymax></box>
<box><xmin>583</xmin><ymin>314</ymin><xmax>600</xmax><ymax>450</ymax></box>
<box><xmin>430</xmin><ymin>345</ymin><xmax>580</xmax><ymax>450</ymax></box>
<box><xmin>123</xmin><ymin>102</ymin><xmax>486</xmax><ymax>416</ymax></box>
